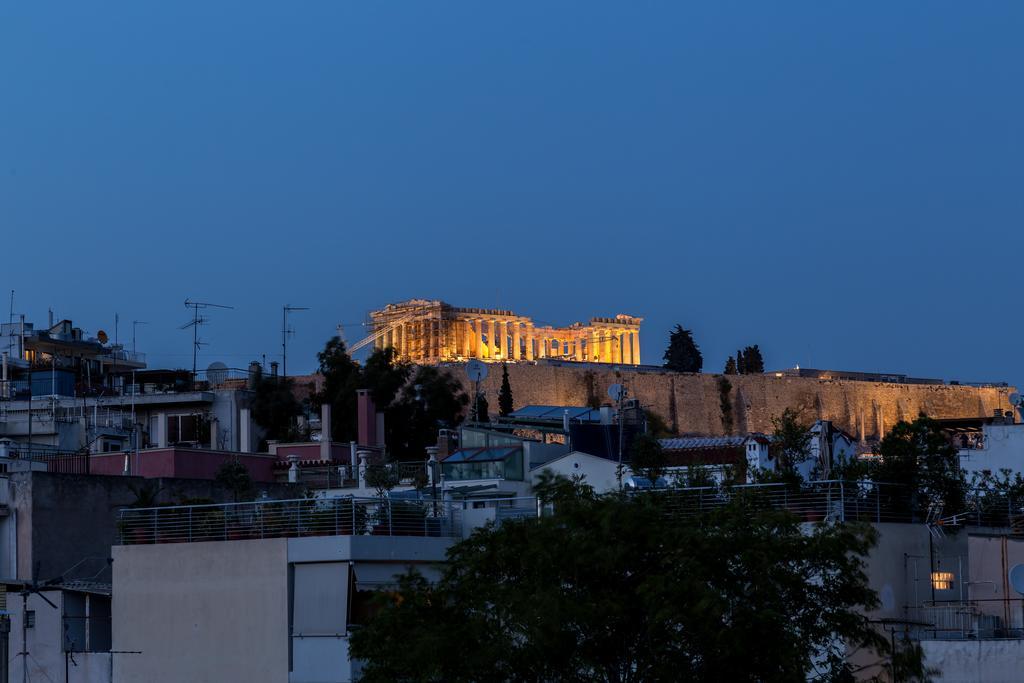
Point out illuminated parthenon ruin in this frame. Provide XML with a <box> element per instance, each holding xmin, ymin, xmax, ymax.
<box><xmin>366</xmin><ymin>300</ymin><xmax>643</xmax><ymax>365</ymax></box>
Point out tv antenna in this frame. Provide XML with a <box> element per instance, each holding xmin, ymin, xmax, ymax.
<box><xmin>282</xmin><ymin>304</ymin><xmax>309</xmax><ymax>380</ymax></box>
<box><xmin>181</xmin><ymin>299</ymin><xmax>233</xmax><ymax>387</ymax></box>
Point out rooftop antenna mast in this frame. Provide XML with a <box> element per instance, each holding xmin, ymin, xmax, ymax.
<box><xmin>132</xmin><ymin>320</ymin><xmax>148</xmax><ymax>354</ymax></box>
<box><xmin>282</xmin><ymin>304</ymin><xmax>309</xmax><ymax>381</ymax></box>
<box><xmin>181</xmin><ymin>299</ymin><xmax>233</xmax><ymax>388</ymax></box>
<box><xmin>8</xmin><ymin>290</ymin><xmax>13</xmax><ymax>324</ymax></box>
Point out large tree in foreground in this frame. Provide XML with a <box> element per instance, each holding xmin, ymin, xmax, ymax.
<box><xmin>351</xmin><ymin>477</ymin><xmax>922</xmax><ymax>682</ymax></box>
<box><xmin>662</xmin><ymin>325</ymin><xmax>703</xmax><ymax>373</ymax></box>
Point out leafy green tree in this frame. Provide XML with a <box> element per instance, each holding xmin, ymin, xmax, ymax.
<box><xmin>629</xmin><ymin>434</ymin><xmax>668</xmax><ymax>484</ymax></box>
<box><xmin>871</xmin><ymin>415</ymin><xmax>966</xmax><ymax>518</ymax></box>
<box><xmin>662</xmin><ymin>325</ymin><xmax>703</xmax><ymax>373</ymax></box>
<box><xmin>736</xmin><ymin>348</ymin><xmax>746</xmax><ymax>375</ymax></box>
<box><xmin>251</xmin><ymin>369</ymin><xmax>303</xmax><ymax>447</ymax></box>
<box><xmin>387</xmin><ymin>366</ymin><xmax>469</xmax><ymax>460</ymax></box>
<box><xmin>742</xmin><ymin>345</ymin><xmax>765</xmax><ymax>373</ymax></box>
<box><xmin>770</xmin><ymin>408</ymin><xmax>812</xmax><ymax>485</ymax></box>
<box><xmin>350</xmin><ymin>479</ymin><xmax>904</xmax><ymax>682</ymax></box>
<box><xmin>472</xmin><ymin>392</ymin><xmax>489</xmax><ymax>422</ymax></box>
<box><xmin>314</xmin><ymin>336</ymin><xmax>361</xmax><ymax>442</ymax></box>
<box><xmin>214</xmin><ymin>460</ymin><xmax>254</xmax><ymax>502</ymax></box>
<box><xmin>363</xmin><ymin>347</ymin><xmax>412</xmax><ymax>411</ymax></box>
<box><xmin>644</xmin><ymin>410</ymin><xmax>673</xmax><ymax>439</ymax></box>
<box><xmin>365</xmin><ymin>463</ymin><xmax>401</xmax><ymax>498</ymax></box>
<box><xmin>497</xmin><ymin>363</ymin><xmax>514</xmax><ymax>417</ymax></box>
<box><xmin>724</xmin><ymin>356</ymin><xmax>737</xmax><ymax>375</ymax></box>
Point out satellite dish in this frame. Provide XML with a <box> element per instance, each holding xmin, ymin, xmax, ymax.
<box><xmin>96</xmin><ymin>330</ymin><xmax>109</xmax><ymax>344</ymax></box>
<box><xmin>607</xmin><ymin>384</ymin><xmax>624</xmax><ymax>402</ymax></box>
<box><xmin>466</xmin><ymin>360</ymin><xmax>488</xmax><ymax>382</ymax></box>
<box><xmin>1010</xmin><ymin>564</ymin><xmax>1024</xmax><ymax>597</ymax></box>
<box><xmin>207</xmin><ymin>361</ymin><xmax>228</xmax><ymax>386</ymax></box>
<box><xmin>1011</xmin><ymin>393</ymin><xmax>1023</xmax><ymax>407</ymax></box>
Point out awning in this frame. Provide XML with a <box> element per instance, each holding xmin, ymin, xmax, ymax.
<box><xmin>352</xmin><ymin>563</ymin><xmax>443</xmax><ymax>590</ymax></box>
<box><xmin>444</xmin><ymin>483</ymin><xmax>499</xmax><ymax>496</ymax></box>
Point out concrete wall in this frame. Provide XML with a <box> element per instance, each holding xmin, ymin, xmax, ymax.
<box><xmin>111</xmin><ymin>535</ymin><xmax>452</xmax><ymax>683</ymax></box>
<box><xmin>960</xmin><ymin>424</ymin><xmax>1024</xmax><ymax>476</ymax></box>
<box><xmin>460</xmin><ymin>362</ymin><xmax>1014</xmax><ymax>438</ymax></box>
<box><xmin>533</xmin><ymin>452</ymin><xmax>621</xmax><ymax>494</ymax></box>
<box><xmin>113</xmin><ymin>538</ymin><xmax>290</xmax><ymax>683</ymax></box>
<box><xmin>8</xmin><ymin>472</ymin><xmax>302</xmax><ymax>582</ymax></box>
<box><xmin>921</xmin><ymin>639</ymin><xmax>1024</xmax><ymax>683</ymax></box>
<box><xmin>89</xmin><ymin>447</ymin><xmax>277</xmax><ymax>482</ymax></box>
<box><xmin>966</xmin><ymin>535</ymin><xmax>1024</xmax><ymax>628</ymax></box>
<box><xmin>8</xmin><ymin>590</ymin><xmax>111</xmax><ymax>683</ymax></box>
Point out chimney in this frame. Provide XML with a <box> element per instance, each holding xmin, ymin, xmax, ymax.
<box><xmin>320</xmin><ymin>403</ymin><xmax>332</xmax><ymax>461</ymax></box>
<box><xmin>247</xmin><ymin>361</ymin><xmax>261</xmax><ymax>390</ymax></box>
<box><xmin>270</xmin><ymin>361</ymin><xmax>279</xmax><ymax>378</ymax></box>
<box><xmin>357</xmin><ymin>390</ymin><xmax>377</xmax><ymax>448</ymax></box>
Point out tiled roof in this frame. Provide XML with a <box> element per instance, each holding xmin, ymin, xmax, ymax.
<box><xmin>660</xmin><ymin>436</ymin><xmax>746</xmax><ymax>450</ymax></box>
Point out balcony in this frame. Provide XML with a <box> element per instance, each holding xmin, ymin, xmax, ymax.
<box><xmin>117</xmin><ymin>496</ymin><xmax>462</xmax><ymax>544</ymax></box>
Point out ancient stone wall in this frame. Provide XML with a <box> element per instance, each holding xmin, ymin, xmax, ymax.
<box><xmin>457</xmin><ymin>362</ymin><xmax>1016</xmax><ymax>440</ymax></box>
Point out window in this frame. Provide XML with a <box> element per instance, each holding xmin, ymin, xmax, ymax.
<box><xmin>931</xmin><ymin>571</ymin><xmax>954</xmax><ymax>591</ymax></box>
<box><xmin>63</xmin><ymin>593</ymin><xmax>111</xmax><ymax>653</ymax></box>
<box><xmin>291</xmin><ymin>563</ymin><xmax>349</xmax><ymax>637</ymax></box>
<box><xmin>167</xmin><ymin>414</ymin><xmax>211</xmax><ymax>445</ymax></box>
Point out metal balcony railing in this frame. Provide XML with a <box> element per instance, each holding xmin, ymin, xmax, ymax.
<box><xmin>117</xmin><ymin>496</ymin><xmax>462</xmax><ymax>545</ymax></box>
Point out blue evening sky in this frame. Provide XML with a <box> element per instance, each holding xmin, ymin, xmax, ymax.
<box><xmin>1</xmin><ymin>3</ymin><xmax>1021</xmax><ymax>383</ymax></box>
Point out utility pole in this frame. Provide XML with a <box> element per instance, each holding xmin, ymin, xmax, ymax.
<box><xmin>181</xmin><ymin>299</ymin><xmax>233</xmax><ymax>388</ymax></box>
<box><xmin>281</xmin><ymin>305</ymin><xmax>309</xmax><ymax>381</ymax></box>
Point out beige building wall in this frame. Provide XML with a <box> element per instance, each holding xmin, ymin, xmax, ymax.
<box><xmin>112</xmin><ymin>538</ymin><xmax>289</xmax><ymax>683</ymax></box>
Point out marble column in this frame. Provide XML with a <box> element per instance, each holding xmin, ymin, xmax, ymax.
<box><xmin>573</xmin><ymin>335</ymin><xmax>583</xmax><ymax>361</ymax></box>
<box><xmin>632</xmin><ymin>330</ymin><xmax>640</xmax><ymax>365</ymax></box>
<box><xmin>512</xmin><ymin>322</ymin><xmax>521</xmax><ymax>361</ymax></box>
<box><xmin>476</xmin><ymin>319</ymin><xmax>485</xmax><ymax>359</ymax></box>
<box><xmin>525</xmin><ymin>324</ymin><xmax>535</xmax><ymax>361</ymax></box>
<box><xmin>622</xmin><ymin>331</ymin><xmax>633</xmax><ymax>365</ymax></box>
<box><xmin>613</xmin><ymin>330</ymin><xmax>623</xmax><ymax>364</ymax></box>
<box><xmin>489</xmin><ymin>320</ymin><xmax>498</xmax><ymax>359</ymax></box>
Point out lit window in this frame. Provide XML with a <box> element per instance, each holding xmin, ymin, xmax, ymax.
<box><xmin>932</xmin><ymin>571</ymin><xmax>954</xmax><ymax>590</ymax></box>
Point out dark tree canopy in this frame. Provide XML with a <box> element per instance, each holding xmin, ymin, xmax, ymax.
<box><xmin>314</xmin><ymin>336</ymin><xmax>362</xmax><ymax>442</ymax></box>
<box><xmin>386</xmin><ymin>365</ymin><xmax>470</xmax><ymax>460</ymax></box>
<box><xmin>742</xmin><ymin>345</ymin><xmax>765</xmax><ymax>373</ymax></box>
<box><xmin>314</xmin><ymin>340</ymin><xmax>469</xmax><ymax>459</ymax></box>
<box><xmin>471</xmin><ymin>391</ymin><xmax>490</xmax><ymax>422</ymax></box>
<box><xmin>350</xmin><ymin>478</ymin><xmax>904</xmax><ymax>682</ymax></box>
<box><xmin>250</xmin><ymin>369</ymin><xmax>304</xmax><ymax>448</ymax></box>
<box><xmin>497</xmin><ymin>363</ymin><xmax>514</xmax><ymax>417</ymax></box>
<box><xmin>733</xmin><ymin>345</ymin><xmax>765</xmax><ymax>375</ymax></box>
<box><xmin>663</xmin><ymin>325</ymin><xmax>702</xmax><ymax>373</ymax></box>
<box><xmin>629</xmin><ymin>434</ymin><xmax>668</xmax><ymax>484</ymax></box>
<box><xmin>214</xmin><ymin>460</ymin><xmax>254</xmax><ymax>502</ymax></box>
<box><xmin>768</xmin><ymin>408</ymin><xmax>812</xmax><ymax>486</ymax></box>
<box><xmin>871</xmin><ymin>414</ymin><xmax>966</xmax><ymax>517</ymax></box>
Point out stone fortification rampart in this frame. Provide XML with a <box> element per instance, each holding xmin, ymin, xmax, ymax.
<box><xmin>456</xmin><ymin>362</ymin><xmax>1015</xmax><ymax>440</ymax></box>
